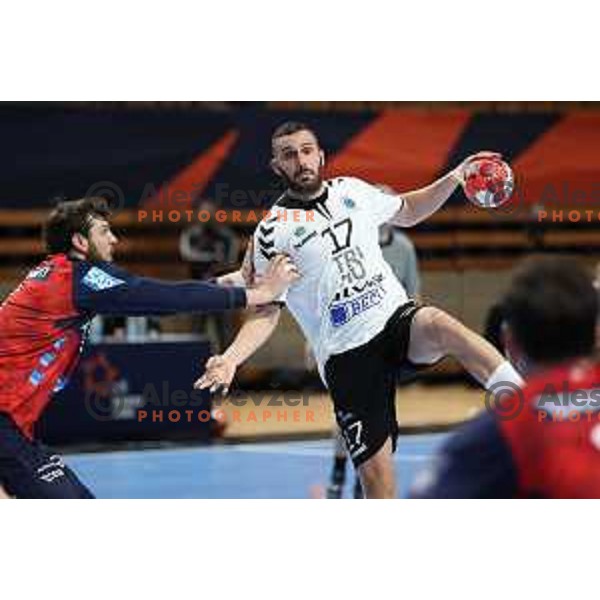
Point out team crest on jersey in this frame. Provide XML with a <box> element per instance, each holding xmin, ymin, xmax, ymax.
<box><xmin>82</xmin><ymin>267</ymin><xmax>125</xmax><ymax>291</ymax></box>
<box><xmin>343</xmin><ymin>197</ymin><xmax>356</xmax><ymax>209</ymax></box>
<box><xmin>294</xmin><ymin>226</ymin><xmax>307</xmax><ymax>237</ymax></box>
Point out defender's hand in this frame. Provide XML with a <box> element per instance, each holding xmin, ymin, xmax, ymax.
<box><xmin>247</xmin><ymin>254</ymin><xmax>300</xmax><ymax>306</ymax></box>
<box><xmin>263</xmin><ymin>254</ymin><xmax>300</xmax><ymax>295</ymax></box>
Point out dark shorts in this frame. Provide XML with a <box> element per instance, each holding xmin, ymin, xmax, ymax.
<box><xmin>0</xmin><ymin>413</ymin><xmax>94</xmax><ymax>499</ymax></box>
<box><xmin>324</xmin><ymin>301</ymin><xmax>424</xmax><ymax>468</ymax></box>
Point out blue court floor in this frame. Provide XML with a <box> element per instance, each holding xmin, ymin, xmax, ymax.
<box><xmin>65</xmin><ymin>433</ymin><xmax>448</xmax><ymax>499</ymax></box>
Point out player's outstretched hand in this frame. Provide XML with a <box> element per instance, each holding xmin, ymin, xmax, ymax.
<box><xmin>194</xmin><ymin>355</ymin><xmax>237</xmax><ymax>395</ymax></box>
<box><xmin>452</xmin><ymin>151</ymin><xmax>503</xmax><ymax>185</ymax></box>
<box><xmin>246</xmin><ymin>254</ymin><xmax>299</xmax><ymax>306</ymax></box>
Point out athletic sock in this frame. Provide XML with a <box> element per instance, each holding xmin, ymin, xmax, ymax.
<box><xmin>353</xmin><ymin>478</ymin><xmax>363</xmax><ymax>499</ymax></box>
<box><xmin>326</xmin><ymin>455</ymin><xmax>347</xmax><ymax>499</ymax></box>
<box><xmin>331</xmin><ymin>455</ymin><xmax>347</xmax><ymax>486</ymax></box>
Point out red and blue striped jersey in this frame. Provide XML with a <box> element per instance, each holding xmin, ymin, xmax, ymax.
<box><xmin>0</xmin><ymin>253</ymin><xmax>246</xmax><ymax>437</ymax></box>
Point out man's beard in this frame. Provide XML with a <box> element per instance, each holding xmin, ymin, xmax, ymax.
<box><xmin>87</xmin><ymin>241</ymin><xmax>112</xmax><ymax>262</ymax></box>
<box><xmin>282</xmin><ymin>167</ymin><xmax>324</xmax><ymax>196</ymax></box>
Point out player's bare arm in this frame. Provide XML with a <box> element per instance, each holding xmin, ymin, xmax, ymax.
<box><xmin>194</xmin><ymin>304</ymin><xmax>282</xmax><ymax>394</ymax></box>
<box><xmin>390</xmin><ymin>151</ymin><xmax>501</xmax><ymax>227</ymax></box>
<box><xmin>197</xmin><ymin>238</ymin><xmax>292</xmax><ymax>394</ymax></box>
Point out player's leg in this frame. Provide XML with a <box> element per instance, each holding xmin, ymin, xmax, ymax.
<box><xmin>356</xmin><ymin>438</ymin><xmax>395</xmax><ymax>499</ymax></box>
<box><xmin>325</xmin><ymin>427</ymin><xmax>364</xmax><ymax>498</ymax></box>
<box><xmin>0</xmin><ymin>484</ymin><xmax>12</xmax><ymax>499</ymax></box>
<box><xmin>326</xmin><ymin>428</ymin><xmax>348</xmax><ymax>499</ymax></box>
<box><xmin>308</xmin><ymin>342</ymin><xmax>350</xmax><ymax>499</ymax></box>
<box><xmin>2</xmin><ymin>448</ymin><xmax>94</xmax><ymax>499</ymax></box>
<box><xmin>407</xmin><ymin>306</ymin><xmax>522</xmax><ymax>388</ymax></box>
<box><xmin>0</xmin><ymin>414</ymin><xmax>94</xmax><ymax>499</ymax></box>
<box><xmin>325</xmin><ymin>340</ymin><xmax>399</xmax><ymax>499</ymax></box>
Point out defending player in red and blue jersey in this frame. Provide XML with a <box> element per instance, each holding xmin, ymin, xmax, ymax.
<box><xmin>413</xmin><ymin>256</ymin><xmax>600</xmax><ymax>498</ymax></box>
<box><xmin>0</xmin><ymin>197</ymin><xmax>298</xmax><ymax>498</ymax></box>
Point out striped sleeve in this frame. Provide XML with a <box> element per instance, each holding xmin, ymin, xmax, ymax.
<box><xmin>253</xmin><ymin>215</ymin><xmax>288</xmax><ymax>304</ymax></box>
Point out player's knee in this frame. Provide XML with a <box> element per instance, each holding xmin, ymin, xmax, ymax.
<box><xmin>424</xmin><ymin>307</ymin><xmax>469</xmax><ymax>346</ymax></box>
<box><xmin>410</xmin><ymin>307</ymin><xmax>449</xmax><ymax>364</ymax></box>
<box><xmin>424</xmin><ymin>307</ymin><xmax>453</xmax><ymax>331</ymax></box>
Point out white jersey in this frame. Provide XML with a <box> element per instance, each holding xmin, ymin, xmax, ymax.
<box><xmin>253</xmin><ymin>177</ymin><xmax>409</xmax><ymax>380</ymax></box>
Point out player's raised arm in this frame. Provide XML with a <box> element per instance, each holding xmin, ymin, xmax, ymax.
<box><xmin>390</xmin><ymin>151</ymin><xmax>502</xmax><ymax>227</ymax></box>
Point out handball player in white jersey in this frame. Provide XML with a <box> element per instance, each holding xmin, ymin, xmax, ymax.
<box><xmin>196</xmin><ymin>122</ymin><xmax>522</xmax><ymax>499</ymax></box>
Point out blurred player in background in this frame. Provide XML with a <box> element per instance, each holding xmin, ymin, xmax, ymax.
<box><xmin>180</xmin><ymin>199</ymin><xmax>242</xmax><ymax>349</ymax></box>
<box><xmin>197</xmin><ymin>121</ymin><xmax>523</xmax><ymax>499</ymax></box>
<box><xmin>326</xmin><ymin>221</ymin><xmax>421</xmax><ymax>498</ymax></box>
<box><xmin>413</xmin><ymin>256</ymin><xmax>600</xmax><ymax>498</ymax></box>
<box><xmin>379</xmin><ymin>222</ymin><xmax>421</xmax><ymax>299</ymax></box>
<box><xmin>0</xmin><ymin>197</ymin><xmax>297</xmax><ymax>498</ymax></box>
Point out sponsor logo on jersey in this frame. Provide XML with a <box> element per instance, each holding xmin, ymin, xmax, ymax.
<box><xmin>27</xmin><ymin>265</ymin><xmax>52</xmax><ymax>281</ymax></box>
<box><xmin>292</xmin><ymin>230</ymin><xmax>317</xmax><ymax>250</ymax></box>
<box><xmin>332</xmin><ymin>273</ymin><xmax>385</xmax><ymax>302</ymax></box>
<box><xmin>329</xmin><ymin>285</ymin><xmax>386</xmax><ymax>327</ymax></box>
<box><xmin>82</xmin><ymin>267</ymin><xmax>125</xmax><ymax>292</ymax></box>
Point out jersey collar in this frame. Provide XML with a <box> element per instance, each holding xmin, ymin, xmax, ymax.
<box><xmin>277</xmin><ymin>188</ymin><xmax>332</xmax><ymax>220</ymax></box>
<box><xmin>277</xmin><ymin>188</ymin><xmax>328</xmax><ymax>211</ymax></box>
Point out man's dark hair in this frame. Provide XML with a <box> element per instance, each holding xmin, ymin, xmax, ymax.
<box><xmin>44</xmin><ymin>197</ymin><xmax>112</xmax><ymax>254</ymax></box>
<box><xmin>271</xmin><ymin>121</ymin><xmax>319</xmax><ymax>149</ymax></box>
<box><xmin>503</xmin><ymin>256</ymin><xmax>598</xmax><ymax>363</ymax></box>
